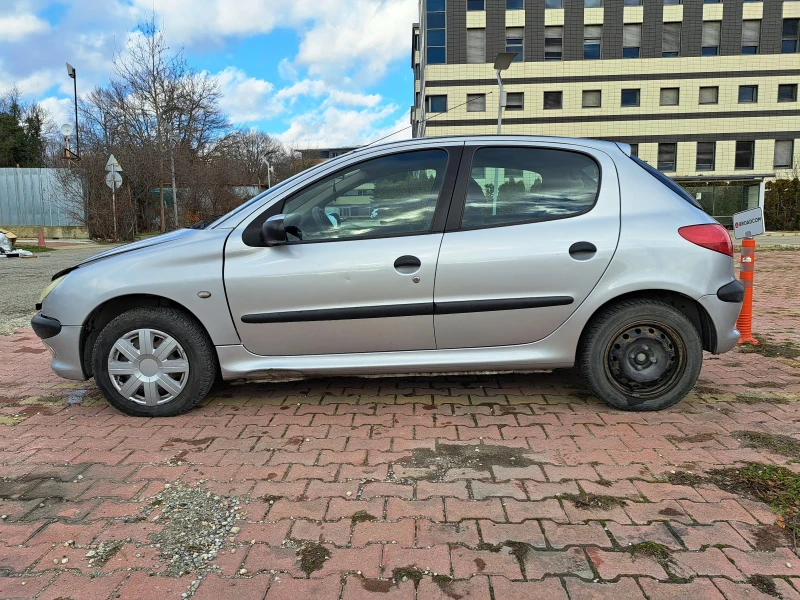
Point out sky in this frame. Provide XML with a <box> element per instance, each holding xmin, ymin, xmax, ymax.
<box><xmin>0</xmin><ymin>0</ymin><xmax>417</xmax><ymax>147</ymax></box>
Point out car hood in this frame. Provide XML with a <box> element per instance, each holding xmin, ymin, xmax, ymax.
<box><xmin>52</xmin><ymin>228</ymin><xmax>215</xmax><ymax>280</ymax></box>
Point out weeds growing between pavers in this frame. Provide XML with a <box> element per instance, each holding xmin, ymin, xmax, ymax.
<box><xmin>562</xmin><ymin>491</ymin><xmax>628</xmax><ymax>510</ymax></box>
<box><xmin>295</xmin><ymin>540</ymin><xmax>331</xmax><ymax>576</ymax></box>
<box><xmin>734</xmin><ymin>430</ymin><xmax>800</xmax><ymax>460</ymax></box>
<box><xmin>738</xmin><ymin>334</ymin><xmax>800</xmax><ymax>360</ymax></box>
<box><xmin>351</xmin><ymin>510</ymin><xmax>377</xmax><ymax>523</ymax></box>
<box><xmin>748</xmin><ymin>574</ymin><xmax>780</xmax><ymax>597</ymax></box>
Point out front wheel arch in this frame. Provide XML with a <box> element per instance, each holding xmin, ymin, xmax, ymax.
<box><xmin>80</xmin><ymin>294</ymin><xmax>218</xmax><ymax>379</ymax></box>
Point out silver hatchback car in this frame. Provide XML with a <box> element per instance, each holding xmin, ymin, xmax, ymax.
<box><xmin>32</xmin><ymin>136</ymin><xmax>743</xmax><ymax>417</ymax></box>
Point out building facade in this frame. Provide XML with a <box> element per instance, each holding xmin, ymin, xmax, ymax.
<box><xmin>411</xmin><ymin>0</ymin><xmax>800</xmax><ymax>220</ymax></box>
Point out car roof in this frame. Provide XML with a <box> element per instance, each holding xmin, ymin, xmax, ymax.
<box><xmin>351</xmin><ymin>135</ymin><xmax>627</xmax><ymax>156</ymax></box>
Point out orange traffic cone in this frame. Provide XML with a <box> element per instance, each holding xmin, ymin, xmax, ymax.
<box><xmin>736</xmin><ymin>238</ymin><xmax>758</xmax><ymax>345</ymax></box>
<box><xmin>38</xmin><ymin>230</ymin><xmax>45</xmax><ymax>247</ymax></box>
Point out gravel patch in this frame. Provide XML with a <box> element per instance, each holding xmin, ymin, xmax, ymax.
<box><xmin>141</xmin><ymin>482</ymin><xmax>243</xmax><ymax>578</ymax></box>
<box><xmin>0</xmin><ymin>245</ymin><xmax>113</xmax><ymax>334</ymax></box>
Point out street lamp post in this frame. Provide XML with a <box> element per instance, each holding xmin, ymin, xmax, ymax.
<box><xmin>493</xmin><ymin>52</ymin><xmax>517</xmax><ymax>135</ymax></box>
<box><xmin>66</xmin><ymin>63</ymin><xmax>80</xmax><ymax>159</ymax></box>
<box><xmin>169</xmin><ymin>134</ymin><xmax>179</xmax><ymax>228</ymax></box>
<box><xmin>266</xmin><ymin>161</ymin><xmax>274</xmax><ymax>189</ymax></box>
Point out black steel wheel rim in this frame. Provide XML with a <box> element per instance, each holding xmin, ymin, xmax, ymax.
<box><xmin>604</xmin><ymin>320</ymin><xmax>687</xmax><ymax>399</ymax></box>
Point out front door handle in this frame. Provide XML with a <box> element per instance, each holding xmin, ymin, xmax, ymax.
<box><xmin>569</xmin><ymin>242</ymin><xmax>597</xmax><ymax>260</ymax></box>
<box><xmin>394</xmin><ymin>255</ymin><xmax>421</xmax><ymax>274</ymax></box>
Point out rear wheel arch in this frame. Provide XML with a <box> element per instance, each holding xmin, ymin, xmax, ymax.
<box><xmin>579</xmin><ymin>289</ymin><xmax>715</xmax><ymax>353</ymax></box>
<box><xmin>80</xmin><ymin>294</ymin><xmax>218</xmax><ymax>378</ymax></box>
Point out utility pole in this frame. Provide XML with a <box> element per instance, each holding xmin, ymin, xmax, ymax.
<box><xmin>169</xmin><ymin>135</ymin><xmax>179</xmax><ymax>228</ymax></box>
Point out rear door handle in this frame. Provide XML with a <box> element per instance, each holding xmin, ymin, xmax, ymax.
<box><xmin>569</xmin><ymin>242</ymin><xmax>597</xmax><ymax>259</ymax></box>
<box><xmin>394</xmin><ymin>255</ymin><xmax>421</xmax><ymax>274</ymax></box>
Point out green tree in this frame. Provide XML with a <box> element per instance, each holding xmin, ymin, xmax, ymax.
<box><xmin>0</xmin><ymin>87</ymin><xmax>48</xmax><ymax>167</ymax></box>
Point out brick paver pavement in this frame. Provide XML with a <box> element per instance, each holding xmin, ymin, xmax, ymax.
<box><xmin>1</xmin><ymin>250</ymin><xmax>800</xmax><ymax>599</ymax></box>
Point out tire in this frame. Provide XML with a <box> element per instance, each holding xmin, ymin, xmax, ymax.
<box><xmin>92</xmin><ymin>307</ymin><xmax>216</xmax><ymax>417</ymax></box>
<box><xmin>579</xmin><ymin>299</ymin><xmax>702</xmax><ymax>411</ymax></box>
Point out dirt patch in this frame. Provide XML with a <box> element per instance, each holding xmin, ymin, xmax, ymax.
<box><xmin>738</xmin><ymin>335</ymin><xmax>800</xmax><ymax>360</ymax></box>
<box><xmin>748</xmin><ymin>575</ymin><xmax>779</xmax><ymax>597</ymax></box>
<box><xmin>362</xmin><ymin>579</ymin><xmax>392</xmax><ymax>593</ymax></box>
<box><xmin>667</xmin><ymin>433</ymin><xmax>716</xmax><ymax>444</ymax></box>
<box><xmin>664</xmin><ymin>471</ymin><xmax>706</xmax><ymax>487</ymax></box>
<box><xmin>392</xmin><ymin>566</ymin><xmax>425</xmax><ymax>585</ymax></box>
<box><xmin>296</xmin><ymin>541</ymin><xmax>331</xmax><ymax>576</ymax></box>
<box><xmin>733</xmin><ymin>395</ymin><xmax>791</xmax><ymax>405</ymax></box>
<box><xmin>351</xmin><ymin>510</ymin><xmax>378</xmax><ymax>523</ymax></box>
<box><xmin>13</xmin><ymin>346</ymin><xmax>47</xmax><ymax>354</ymax></box>
<box><xmin>394</xmin><ymin>442</ymin><xmax>538</xmax><ymax>481</ymax></box>
<box><xmin>562</xmin><ymin>491</ymin><xmax>627</xmax><ymax>510</ymax></box>
<box><xmin>751</xmin><ymin>524</ymin><xmax>792</xmax><ymax>550</ymax></box>
<box><xmin>748</xmin><ymin>381</ymin><xmax>789</xmax><ymax>389</ymax></box>
<box><xmin>733</xmin><ymin>430</ymin><xmax>800</xmax><ymax>460</ymax></box>
<box><xmin>161</xmin><ymin>437</ymin><xmax>216</xmax><ymax>450</ymax></box>
<box><xmin>432</xmin><ymin>574</ymin><xmax>460</xmax><ymax>599</ymax></box>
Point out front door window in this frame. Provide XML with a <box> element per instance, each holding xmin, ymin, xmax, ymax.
<box><xmin>281</xmin><ymin>150</ymin><xmax>448</xmax><ymax>243</ymax></box>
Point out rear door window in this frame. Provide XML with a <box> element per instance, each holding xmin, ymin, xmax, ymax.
<box><xmin>461</xmin><ymin>147</ymin><xmax>601</xmax><ymax>229</ymax></box>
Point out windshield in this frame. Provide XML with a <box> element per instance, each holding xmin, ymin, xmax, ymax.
<box><xmin>630</xmin><ymin>156</ymin><xmax>702</xmax><ymax>209</ymax></box>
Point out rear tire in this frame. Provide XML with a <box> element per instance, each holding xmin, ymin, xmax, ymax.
<box><xmin>92</xmin><ymin>307</ymin><xmax>216</xmax><ymax>417</ymax></box>
<box><xmin>579</xmin><ymin>299</ymin><xmax>702</xmax><ymax>411</ymax></box>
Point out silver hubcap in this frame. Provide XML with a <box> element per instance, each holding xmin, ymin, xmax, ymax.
<box><xmin>108</xmin><ymin>329</ymin><xmax>189</xmax><ymax>406</ymax></box>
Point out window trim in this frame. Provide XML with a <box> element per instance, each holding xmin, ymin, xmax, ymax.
<box><xmin>242</xmin><ymin>146</ymin><xmax>464</xmax><ymax>247</ymax></box>
<box><xmin>445</xmin><ymin>144</ymin><xmax>603</xmax><ymax>233</ymax></box>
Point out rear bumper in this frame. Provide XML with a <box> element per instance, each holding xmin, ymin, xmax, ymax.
<box><xmin>698</xmin><ymin>293</ymin><xmax>742</xmax><ymax>354</ymax></box>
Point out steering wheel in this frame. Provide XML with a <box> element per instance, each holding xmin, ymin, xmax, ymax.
<box><xmin>311</xmin><ymin>206</ymin><xmax>334</xmax><ymax>231</ymax></box>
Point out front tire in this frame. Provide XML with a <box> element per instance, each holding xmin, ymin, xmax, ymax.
<box><xmin>92</xmin><ymin>307</ymin><xmax>216</xmax><ymax>417</ymax></box>
<box><xmin>579</xmin><ymin>300</ymin><xmax>703</xmax><ymax>411</ymax></box>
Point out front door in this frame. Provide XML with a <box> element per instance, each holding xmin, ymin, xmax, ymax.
<box><xmin>224</xmin><ymin>147</ymin><xmax>458</xmax><ymax>356</ymax></box>
<box><xmin>433</xmin><ymin>143</ymin><xmax>621</xmax><ymax>349</ymax></box>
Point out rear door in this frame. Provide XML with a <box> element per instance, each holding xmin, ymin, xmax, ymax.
<box><xmin>433</xmin><ymin>142</ymin><xmax>620</xmax><ymax>349</ymax></box>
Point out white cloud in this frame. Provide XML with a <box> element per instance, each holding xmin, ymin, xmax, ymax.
<box><xmin>39</xmin><ymin>96</ymin><xmax>73</xmax><ymax>129</ymax></box>
<box><xmin>0</xmin><ymin>13</ymin><xmax>49</xmax><ymax>42</ymax></box>
<box><xmin>277</xmin><ymin>103</ymin><xmax>409</xmax><ymax>148</ymax></box>
<box><xmin>213</xmin><ymin>66</ymin><xmax>278</xmax><ymax>123</ymax></box>
<box><xmin>277</xmin><ymin>58</ymin><xmax>299</xmax><ymax>81</ymax></box>
<box><xmin>275</xmin><ymin>79</ymin><xmax>328</xmax><ymax>103</ymax></box>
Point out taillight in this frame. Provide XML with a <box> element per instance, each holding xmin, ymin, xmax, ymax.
<box><xmin>678</xmin><ymin>224</ymin><xmax>733</xmax><ymax>257</ymax></box>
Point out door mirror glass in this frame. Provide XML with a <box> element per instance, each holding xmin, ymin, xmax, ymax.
<box><xmin>261</xmin><ymin>214</ymin><xmax>287</xmax><ymax>246</ymax></box>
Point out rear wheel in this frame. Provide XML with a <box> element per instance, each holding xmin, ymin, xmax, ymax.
<box><xmin>92</xmin><ymin>307</ymin><xmax>216</xmax><ymax>417</ymax></box>
<box><xmin>579</xmin><ymin>300</ymin><xmax>702</xmax><ymax>411</ymax></box>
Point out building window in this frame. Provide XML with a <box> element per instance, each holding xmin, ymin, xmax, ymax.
<box><xmin>741</xmin><ymin>20</ymin><xmax>761</xmax><ymax>54</ymax></box>
<box><xmin>507</xmin><ymin>0</ymin><xmax>524</xmax><ymax>8</ymax></box>
<box><xmin>658</xmin><ymin>143</ymin><xmax>677</xmax><ymax>171</ymax></box>
<box><xmin>662</xmin><ymin>23</ymin><xmax>681</xmax><ymax>57</ymax></box>
<box><xmin>426</xmin><ymin>95</ymin><xmax>447</xmax><ymax>113</ymax></box>
<box><xmin>582</xmin><ymin>90</ymin><xmax>602</xmax><ymax>108</ymax></box>
<box><xmin>426</xmin><ymin>0</ymin><xmax>446</xmax><ymax>64</ymax></box>
<box><xmin>703</xmin><ymin>0</ymin><xmax>721</xmax><ymax>3</ymax></box>
<box><xmin>779</xmin><ymin>83</ymin><xmax>798</xmax><ymax>102</ymax></box>
<box><xmin>546</xmin><ymin>0</ymin><xmax>562</xmax><ymax>7</ymax></box>
<box><xmin>467</xmin><ymin>0</ymin><xmax>484</xmax><ymax>10</ymax></box>
<box><xmin>701</xmin><ymin>21</ymin><xmax>721</xmax><ymax>56</ymax></box>
<box><xmin>414</xmin><ymin>64</ymin><xmax>420</xmax><ymax>80</ymax></box>
<box><xmin>544</xmin><ymin>91</ymin><xmax>562</xmax><ymax>109</ymax></box>
<box><xmin>621</xmin><ymin>88</ymin><xmax>640</xmax><ymax>107</ymax></box>
<box><xmin>506</xmin><ymin>27</ymin><xmax>524</xmax><ymax>61</ymax></box>
<box><xmin>735</xmin><ymin>141</ymin><xmax>755</xmax><ymax>169</ymax></box>
<box><xmin>467</xmin><ymin>28</ymin><xmax>486</xmax><ymax>63</ymax></box>
<box><xmin>467</xmin><ymin>93</ymin><xmax>486</xmax><ymax>112</ymax></box>
<box><xmin>585</xmin><ymin>0</ymin><xmax>603</xmax><ymax>6</ymax></box>
<box><xmin>584</xmin><ymin>25</ymin><xmax>602</xmax><ymax>59</ymax></box>
<box><xmin>623</xmin><ymin>24</ymin><xmax>642</xmax><ymax>58</ymax></box>
<box><xmin>545</xmin><ymin>26</ymin><xmax>563</xmax><ymax>60</ymax></box>
<box><xmin>624</xmin><ymin>0</ymin><xmax>642</xmax><ymax>5</ymax></box>
<box><xmin>699</xmin><ymin>86</ymin><xmax>719</xmax><ymax>104</ymax></box>
<box><xmin>506</xmin><ymin>92</ymin><xmax>524</xmax><ymax>110</ymax></box>
<box><xmin>739</xmin><ymin>85</ymin><xmax>758</xmax><ymax>103</ymax></box>
<box><xmin>629</xmin><ymin>143</ymin><xmax>639</xmax><ymax>157</ymax></box>
<box><xmin>660</xmin><ymin>87</ymin><xmax>680</xmax><ymax>106</ymax></box>
<box><xmin>696</xmin><ymin>142</ymin><xmax>716</xmax><ymax>171</ymax></box>
<box><xmin>783</xmin><ymin>19</ymin><xmax>799</xmax><ymax>53</ymax></box>
<box><xmin>775</xmin><ymin>140</ymin><xmax>794</xmax><ymax>168</ymax></box>
<box><xmin>664</xmin><ymin>0</ymin><xmax>682</xmax><ymax>4</ymax></box>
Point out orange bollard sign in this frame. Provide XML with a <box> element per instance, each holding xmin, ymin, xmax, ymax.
<box><xmin>736</xmin><ymin>238</ymin><xmax>758</xmax><ymax>345</ymax></box>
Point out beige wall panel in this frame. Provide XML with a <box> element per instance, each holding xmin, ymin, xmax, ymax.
<box><xmin>506</xmin><ymin>10</ymin><xmax>525</xmax><ymax>27</ymax></box>
<box><xmin>466</xmin><ymin>11</ymin><xmax>486</xmax><ymax>28</ymax></box>
<box><xmin>545</xmin><ymin>8</ymin><xmax>564</xmax><ymax>26</ymax></box>
<box><xmin>623</xmin><ymin>6</ymin><xmax>644</xmax><ymax>24</ymax></box>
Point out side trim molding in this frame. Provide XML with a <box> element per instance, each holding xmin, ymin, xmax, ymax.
<box><xmin>241</xmin><ymin>296</ymin><xmax>574</xmax><ymax>324</ymax></box>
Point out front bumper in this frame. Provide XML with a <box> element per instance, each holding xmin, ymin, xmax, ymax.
<box><xmin>31</xmin><ymin>316</ymin><xmax>88</xmax><ymax>381</ymax></box>
<box><xmin>698</xmin><ymin>293</ymin><xmax>743</xmax><ymax>354</ymax></box>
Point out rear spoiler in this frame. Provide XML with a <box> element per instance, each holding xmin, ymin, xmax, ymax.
<box><xmin>615</xmin><ymin>142</ymin><xmax>632</xmax><ymax>157</ymax></box>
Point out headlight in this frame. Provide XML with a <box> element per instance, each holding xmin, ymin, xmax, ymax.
<box><xmin>39</xmin><ymin>275</ymin><xmax>67</xmax><ymax>303</ymax></box>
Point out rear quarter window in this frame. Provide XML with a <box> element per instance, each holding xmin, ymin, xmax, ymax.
<box><xmin>630</xmin><ymin>155</ymin><xmax>702</xmax><ymax>208</ymax></box>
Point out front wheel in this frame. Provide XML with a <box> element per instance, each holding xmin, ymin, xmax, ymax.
<box><xmin>579</xmin><ymin>300</ymin><xmax>703</xmax><ymax>411</ymax></box>
<box><xmin>92</xmin><ymin>307</ymin><xmax>216</xmax><ymax>417</ymax></box>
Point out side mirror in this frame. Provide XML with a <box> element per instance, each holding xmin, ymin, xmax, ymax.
<box><xmin>261</xmin><ymin>214</ymin><xmax>287</xmax><ymax>247</ymax></box>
